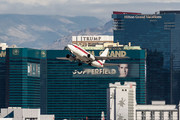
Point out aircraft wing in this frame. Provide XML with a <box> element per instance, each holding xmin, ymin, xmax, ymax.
<box><xmin>103</xmin><ymin>63</ymin><xmax>120</xmax><ymax>66</ymax></box>
<box><xmin>95</xmin><ymin>56</ymin><xmax>129</xmax><ymax>60</ymax></box>
<box><xmin>82</xmin><ymin>56</ymin><xmax>93</xmax><ymax>62</ymax></box>
<box><xmin>56</xmin><ymin>57</ymin><xmax>68</xmax><ymax>60</ymax></box>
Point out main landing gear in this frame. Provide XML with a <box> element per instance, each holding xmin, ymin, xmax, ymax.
<box><xmin>88</xmin><ymin>63</ymin><xmax>92</xmax><ymax>66</ymax></box>
<box><xmin>78</xmin><ymin>62</ymin><xmax>82</xmax><ymax>66</ymax></box>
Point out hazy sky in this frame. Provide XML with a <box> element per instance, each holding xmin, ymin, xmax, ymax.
<box><xmin>0</xmin><ymin>0</ymin><xmax>180</xmax><ymax>19</ymax></box>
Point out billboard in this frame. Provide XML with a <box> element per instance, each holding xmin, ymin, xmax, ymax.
<box><xmin>48</xmin><ymin>49</ymin><xmax>145</xmax><ymax>78</ymax></box>
<box><xmin>73</xmin><ymin>64</ymin><xmax>139</xmax><ymax>78</ymax></box>
<box><xmin>27</xmin><ymin>63</ymin><xmax>40</xmax><ymax>77</ymax></box>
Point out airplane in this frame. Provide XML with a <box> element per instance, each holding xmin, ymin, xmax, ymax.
<box><xmin>56</xmin><ymin>44</ymin><xmax>129</xmax><ymax>67</ymax></box>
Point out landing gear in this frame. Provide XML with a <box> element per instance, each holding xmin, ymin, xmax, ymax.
<box><xmin>88</xmin><ymin>63</ymin><xmax>92</xmax><ymax>66</ymax></box>
<box><xmin>78</xmin><ymin>62</ymin><xmax>82</xmax><ymax>66</ymax></box>
<box><xmin>66</xmin><ymin>54</ymin><xmax>70</xmax><ymax>58</ymax></box>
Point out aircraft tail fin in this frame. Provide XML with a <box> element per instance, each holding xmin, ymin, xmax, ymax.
<box><xmin>100</xmin><ymin>48</ymin><xmax>109</xmax><ymax>64</ymax></box>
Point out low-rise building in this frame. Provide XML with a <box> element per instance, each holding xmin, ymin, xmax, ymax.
<box><xmin>72</xmin><ymin>35</ymin><xmax>113</xmax><ymax>46</ymax></box>
<box><xmin>136</xmin><ymin>101</ymin><xmax>178</xmax><ymax>120</ymax></box>
<box><xmin>0</xmin><ymin>107</ymin><xmax>54</xmax><ymax>120</ymax></box>
<box><xmin>0</xmin><ymin>43</ymin><xmax>8</xmax><ymax>50</ymax></box>
<box><xmin>107</xmin><ymin>82</ymin><xmax>180</xmax><ymax>120</ymax></box>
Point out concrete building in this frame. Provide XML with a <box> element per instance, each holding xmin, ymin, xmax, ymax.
<box><xmin>72</xmin><ymin>36</ymin><xmax>141</xmax><ymax>50</ymax></box>
<box><xmin>136</xmin><ymin>101</ymin><xmax>178</xmax><ymax>120</ymax></box>
<box><xmin>107</xmin><ymin>82</ymin><xmax>137</xmax><ymax>120</ymax></box>
<box><xmin>72</xmin><ymin>35</ymin><xmax>113</xmax><ymax>46</ymax></box>
<box><xmin>82</xmin><ymin>42</ymin><xmax>141</xmax><ymax>50</ymax></box>
<box><xmin>107</xmin><ymin>82</ymin><xmax>180</xmax><ymax>120</ymax></box>
<box><xmin>0</xmin><ymin>107</ymin><xmax>54</xmax><ymax>120</ymax></box>
<box><xmin>0</xmin><ymin>43</ymin><xmax>8</xmax><ymax>50</ymax></box>
<box><xmin>0</xmin><ymin>118</ymin><xmax>13</xmax><ymax>120</ymax></box>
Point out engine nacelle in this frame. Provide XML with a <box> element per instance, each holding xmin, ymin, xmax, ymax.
<box><xmin>66</xmin><ymin>54</ymin><xmax>70</xmax><ymax>58</ymax></box>
<box><xmin>66</xmin><ymin>54</ymin><xmax>75</xmax><ymax>61</ymax></box>
<box><xmin>88</xmin><ymin>63</ymin><xmax>92</xmax><ymax>66</ymax></box>
<box><xmin>87</xmin><ymin>54</ymin><xmax>95</xmax><ymax>61</ymax></box>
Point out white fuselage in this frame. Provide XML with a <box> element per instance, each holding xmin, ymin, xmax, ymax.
<box><xmin>67</xmin><ymin>44</ymin><xmax>103</xmax><ymax>67</ymax></box>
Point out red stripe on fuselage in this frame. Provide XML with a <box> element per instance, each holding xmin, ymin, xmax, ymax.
<box><xmin>74</xmin><ymin>45</ymin><xmax>88</xmax><ymax>55</ymax></box>
<box><xmin>74</xmin><ymin>45</ymin><xmax>102</xmax><ymax>66</ymax></box>
<box><xmin>97</xmin><ymin>60</ymin><xmax>103</xmax><ymax>65</ymax></box>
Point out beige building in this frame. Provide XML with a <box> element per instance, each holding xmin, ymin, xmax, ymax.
<box><xmin>107</xmin><ymin>82</ymin><xmax>137</xmax><ymax>120</ymax></box>
<box><xmin>107</xmin><ymin>82</ymin><xmax>180</xmax><ymax>120</ymax></box>
<box><xmin>0</xmin><ymin>43</ymin><xmax>8</xmax><ymax>50</ymax></box>
<box><xmin>72</xmin><ymin>35</ymin><xmax>113</xmax><ymax>46</ymax></box>
<box><xmin>136</xmin><ymin>101</ymin><xmax>178</xmax><ymax>120</ymax></box>
<box><xmin>72</xmin><ymin>35</ymin><xmax>141</xmax><ymax>50</ymax></box>
<box><xmin>0</xmin><ymin>107</ymin><xmax>54</xmax><ymax>120</ymax></box>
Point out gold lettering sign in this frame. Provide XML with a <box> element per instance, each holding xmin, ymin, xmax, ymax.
<box><xmin>99</xmin><ymin>51</ymin><xmax>126</xmax><ymax>57</ymax></box>
<box><xmin>0</xmin><ymin>51</ymin><xmax>6</xmax><ymax>57</ymax></box>
<box><xmin>88</xmin><ymin>50</ymin><xmax>127</xmax><ymax>57</ymax></box>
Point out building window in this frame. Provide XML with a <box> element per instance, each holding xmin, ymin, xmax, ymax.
<box><xmin>25</xmin><ymin>118</ymin><xmax>38</xmax><ymax>120</ymax></box>
<box><xmin>151</xmin><ymin>111</ymin><xmax>155</xmax><ymax>120</ymax></box>
<box><xmin>142</xmin><ymin>111</ymin><xmax>146</xmax><ymax>120</ymax></box>
<box><xmin>169</xmin><ymin>111</ymin><xmax>173</xmax><ymax>120</ymax></box>
<box><xmin>160</xmin><ymin>111</ymin><xmax>164</xmax><ymax>120</ymax></box>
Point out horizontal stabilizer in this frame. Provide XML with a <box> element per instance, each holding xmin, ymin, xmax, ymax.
<box><xmin>56</xmin><ymin>57</ymin><xmax>68</xmax><ymax>60</ymax></box>
<box><xmin>95</xmin><ymin>56</ymin><xmax>129</xmax><ymax>61</ymax></box>
<box><xmin>103</xmin><ymin>63</ymin><xmax>120</xmax><ymax>66</ymax></box>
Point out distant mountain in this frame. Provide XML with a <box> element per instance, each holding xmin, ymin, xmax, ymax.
<box><xmin>0</xmin><ymin>14</ymin><xmax>106</xmax><ymax>48</ymax></box>
<box><xmin>42</xmin><ymin>20</ymin><xmax>113</xmax><ymax>50</ymax></box>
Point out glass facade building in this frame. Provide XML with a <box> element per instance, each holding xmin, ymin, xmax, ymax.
<box><xmin>0</xmin><ymin>47</ymin><xmax>146</xmax><ymax>120</ymax></box>
<box><xmin>46</xmin><ymin>49</ymin><xmax>146</xmax><ymax>120</ymax></box>
<box><xmin>5</xmin><ymin>48</ymin><xmax>44</xmax><ymax>108</ymax></box>
<box><xmin>112</xmin><ymin>11</ymin><xmax>180</xmax><ymax>104</ymax></box>
<box><xmin>0</xmin><ymin>50</ymin><xmax>6</xmax><ymax>109</ymax></box>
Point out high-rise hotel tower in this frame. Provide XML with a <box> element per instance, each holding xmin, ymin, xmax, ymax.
<box><xmin>112</xmin><ymin>11</ymin><xmax>180</xmax><ymax>104</ymax></box>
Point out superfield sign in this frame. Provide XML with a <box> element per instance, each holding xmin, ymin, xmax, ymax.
<box><xmin>73</xmin><ymin>64</ymin><xmax>139</xmax><ymax>78</ymax></box>
<box><xmin>71</xmin><ymin>49</ymin><xmax>144</xmax><ymax>78</ymax></box>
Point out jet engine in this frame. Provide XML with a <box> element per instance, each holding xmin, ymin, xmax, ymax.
<box><xmin>88</xmin><ymin>63</ymin><xmax>92</xmax><ymax>66</ymax></box>
<box><xmin>66</xmin><ymin>54</ymin><xmax>75</xmax><ymax>61</ymax></box>
<box><xmin>87</xmin><ymin>54</ymin><xmax>95</xmax><ymax>61</ymax></box>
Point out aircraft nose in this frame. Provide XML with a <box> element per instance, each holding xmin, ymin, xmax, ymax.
<box><xmin>67</xmin><ymin>45</ymin><xmax>71</xmax><ymax>49</ymax></box>
<box><xmin>67</xmin><ymin>45</ymin><xmax>70</xmax><ymax>48</ymax></box>
<box><xmin>67</xmin><ymin>45</ymin><xmax>73</xmax><ymax>50</ymax></box>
